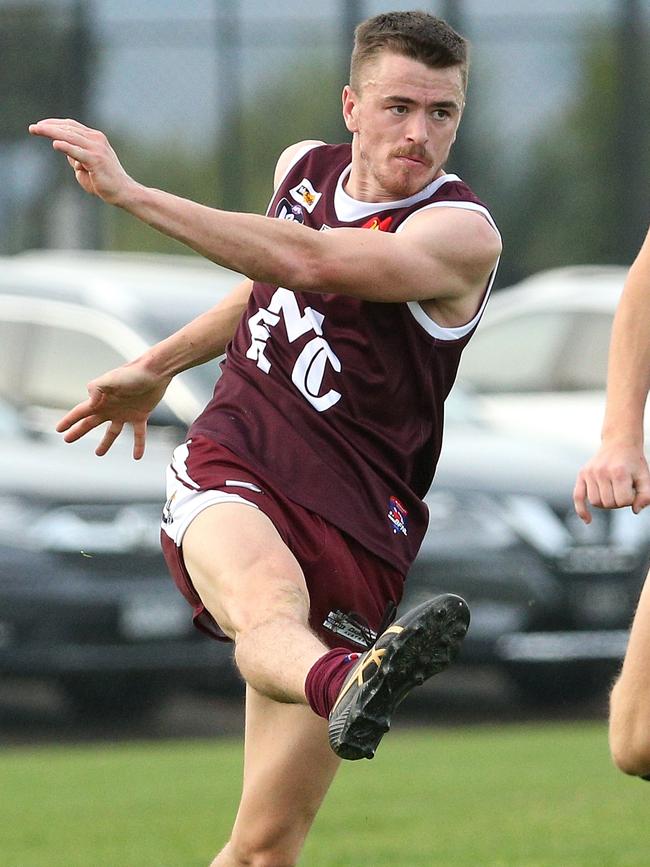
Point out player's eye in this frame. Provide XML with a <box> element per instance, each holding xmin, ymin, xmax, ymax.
<box><xmin>389</xmin><ymin>105</ymin><xmax>408</xmax><ymax>115</ymax></box>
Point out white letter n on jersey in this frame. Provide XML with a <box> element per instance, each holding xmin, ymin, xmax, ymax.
<box><xmin>246</xmin><ymin>287</ymin><xmax>342</xmax><ymax>411</ymax></box>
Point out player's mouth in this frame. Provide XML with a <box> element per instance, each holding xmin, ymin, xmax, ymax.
<box><xmin>392</xmin><ymin>151</ymin><xmax>430</xmax><ymax>168</ymax></box>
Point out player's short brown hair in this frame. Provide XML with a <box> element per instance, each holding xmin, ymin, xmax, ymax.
<box><xmin>350</xmin><ymin>11</ymin><xmax>469</xmax><ymax>93</ymax></box>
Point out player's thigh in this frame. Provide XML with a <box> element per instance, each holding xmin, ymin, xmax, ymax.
<box><xmin>182</xmin><ymin>501</ymin><xmax>310</xmax><ymax>639</ymax></box>
<box><xmin>230</xmin><ymin>685</ymin><xmax>341</xmax><ymax>859</ymax></box>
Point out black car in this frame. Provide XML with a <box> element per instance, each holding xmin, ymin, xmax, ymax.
<box><xmin>1</xmin><ymin>250</ymin><xmax>644</xmax><ymax>713</ymax></box>
<box><xmin>404</xmin><ymin>395</ymin><xmax>649</xmax><ymax>703</ymax></box>
<box><xmin>0</xmin><ymin>251</ymin><xmax>243</xmax><ymax>718</ymax></box>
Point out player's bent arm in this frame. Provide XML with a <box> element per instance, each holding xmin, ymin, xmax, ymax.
<box><xmin>573</xmin><ymin>228</ymin><xmax>650</xmax><ymax>522</ymax></box>
<box><xmin>55</xmin><ymin>278</ymin><xmax>252</xmax><ymax>459</ymax></box>
<box><xmin>139</xmin><ymin>277</ymin><xmax>253</xmax><ymax>380</ymax></box>
<box><xmin>600</xmin><ymin>227</ymin><xmax>650</xmax><ymax>450</ymax></box>
<box><xmin>609</xmin><ymin>573</ymin><xmax>650</xmax><ymax>777</ymax></box>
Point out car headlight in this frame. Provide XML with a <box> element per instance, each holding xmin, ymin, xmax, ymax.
<box><xmin>0</xmin><ymin>502</ymin><xmax>163</xmax><ymax>554</ymax></box>
<box><xmin>422</xmin><ymin>490</ymin><xmax>520</xmax><ymax>551</ymax></box>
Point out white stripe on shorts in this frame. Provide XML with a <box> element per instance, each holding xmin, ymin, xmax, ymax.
<box><xmin>161</xmin><ymin>463</ymin><xmax>259</xmax><ymax>545</ymax></box>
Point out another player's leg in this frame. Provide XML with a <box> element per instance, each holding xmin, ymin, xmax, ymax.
<box><xmin>211</xmin><ymin>686</ymin><xmax>341</xmax><ymax>867</ymax></box>
<box><xmin>609</xmin><ymin>568</ymin><xmax>650</xmax><ymax>776</ymax></box>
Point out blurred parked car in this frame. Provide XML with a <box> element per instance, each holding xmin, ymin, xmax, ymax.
<box><xmin>410</xmin><ymin>265</ymin><xmax>649</xmax><ymax>702</ymax></box>
<box><xmin>0</xmin><ymin>250</ymin><xmax>243</xmax><ymax>718</ymax></box>
<box><xmin>405</xmin><ymin>385</ymin><xmax>649</xmax><ymax>704</ymax></box>
<box><xmin>456</xmin><ymin>265</ymin><xmax>629</xmax><ymax>449</ymax></box>
<box><xmin>0</xmin><ymin>251</ymin><xmax>644</xmax><ymax>714</ymax></box>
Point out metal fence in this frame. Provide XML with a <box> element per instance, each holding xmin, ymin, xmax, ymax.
<box><xmin>1</xmin><ymin>0</ymin><xmax>649</xmax><ymax>281</ymax></box>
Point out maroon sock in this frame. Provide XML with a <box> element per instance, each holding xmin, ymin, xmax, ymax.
<box><xmin>305</xmin><ymin>647</ymin><xmax>363</xmax><ymax>719</ymax></box>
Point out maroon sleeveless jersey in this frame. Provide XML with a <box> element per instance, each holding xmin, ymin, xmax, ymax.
<box><xmin>189</xmin><ymin>143</ymin><xmax>499</xmax><ymax>573</ymax></box>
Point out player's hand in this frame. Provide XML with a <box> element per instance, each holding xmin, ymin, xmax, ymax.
<box><xmin>28</xmin><ymin>118</ymin><xmax>135</xmax><ymax>206</ymax></box>
<box><xmin>573</xmin><ymin>443</ymin><xmax>650</xmax><ymax>524</ymax></box>
<box><xmin>56</xmin><ymin>362</ymin><xmax>172</xmax><ymax>460</ymax></box>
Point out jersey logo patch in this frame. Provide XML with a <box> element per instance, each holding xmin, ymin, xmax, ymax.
<box><xmin>362</xmin><ymin>215</ymin><xmax>393</xmax><ymax>231</ymax></box>
<box><xmin>289</xmin><ymin>178</ymin><xmax>322</xmax><ymax>213</ymax></box>
<box><xmin>275</xmin><ymin>197</ymin><xmax>305</xmax><ymax>223</ymax></box>
<box><xmin>387</xmin><ymin>496</ymin><xmax>408</xmax><ymax>536</ymax></box>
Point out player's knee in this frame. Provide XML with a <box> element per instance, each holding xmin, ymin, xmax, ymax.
<box><xmin>609</xmin><ymin>685</ymin><xmax>650</xmax><ymax>776</ymax></box>
<box><xmin>610</xmin><ymin>728</ymin><xmax>650</xmax><ymax>777</ymax></box>
<box><xmin>228</xmin><ymin>808</ymin><xmax>316</xmax><ymax>867</ymax></box>
<box><xmin>233</xmin><ymin>581</ymin><xmax>310</xmax><ymax>637</ymax></box>
<box><xmin>227</xmin><ymin>833</ymin><xmax>301</xmax><ymax>867</ymax></box>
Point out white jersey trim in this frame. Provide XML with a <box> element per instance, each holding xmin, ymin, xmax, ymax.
<box><xmin>334</xmin><ymin>165</ymin><xmax>461</xmax><ymax>223</ymax></box>
<box><xmin>265</xmin><ymin>142</ymin><xmax>324</xmax><ymax>216</ymax></box>
<box><xmin>397</xmin><ymin>201</ymin><xmax>501</xmax><ymax>342</ymax></box>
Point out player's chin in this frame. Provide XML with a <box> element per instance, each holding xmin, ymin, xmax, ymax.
<box><xmin>386</xmin><ymin>174</ymin><xmax>427</xmax><ymax>199</ymax></box>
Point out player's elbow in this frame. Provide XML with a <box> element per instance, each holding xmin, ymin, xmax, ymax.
<box><xmin>609</xmin><ymin>681</ymin><xmax>650</xmax><ymax>776</ymax></box>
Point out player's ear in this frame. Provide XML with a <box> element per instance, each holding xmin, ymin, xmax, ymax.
<box><xmin>342</xmin><ymin>85</ymin><xmax>360</xmax><ymax>134</ymax></box>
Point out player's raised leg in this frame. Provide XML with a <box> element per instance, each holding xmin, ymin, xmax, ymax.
<box><xmin>182</xmin><ymin>501</ymin><xmax>330</xmax><ymax>703</ymax></box>
<box><xmin>211</xmin><ymin>686</ymin><xmax>341</xmax><ymax>866</ymax></box>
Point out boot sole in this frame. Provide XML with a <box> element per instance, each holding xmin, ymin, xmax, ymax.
<box><xmin>328</xmin><ymin>595</ymin><xmax>470</xmax><ymax>760</ymax></box>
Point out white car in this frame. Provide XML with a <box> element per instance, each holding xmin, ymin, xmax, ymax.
<box><xmin>457</xmin><ymin>265</ymin><xmax>629</xmax><ymax>449</ymax></box>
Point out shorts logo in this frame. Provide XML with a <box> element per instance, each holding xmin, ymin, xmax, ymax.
<box><xmin>275</xmin><ymin>197</ymin><xmax>305</xmax><ymax>223</ymax></box>
<box><xmin>387</xmin><ymin>495</ymin><xmax>408</xmax><ymax>536</ymax></box>
<box><xmin>289</xmin><ymin>178</ymin><xmax>322</xmax><ymax>213</ymax></box>
<box><xmin>161</xmin><ymin>492</ymin><xmax>176</xmax><ymax>525</ymax></box>
<box><xmin>362</xmin><ymin>215</ymin><xmax>393</xmax><ymax>231</ymax></box>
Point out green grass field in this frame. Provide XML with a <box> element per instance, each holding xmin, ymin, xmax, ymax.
<box><xmin>2</xmin><ymin>721</ymin><xmax>647</xmax><ymax>866</ymax></box>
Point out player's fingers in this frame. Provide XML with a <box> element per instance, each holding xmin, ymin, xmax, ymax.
<box><xmin>67</xmin><ymin>155</ymin><xmax>84</xmax><ymax>171</ymax></box>
<box><xmin>29</xmin><ymin>118</ymin><xmax>95</xmax><ymax>138</ymax></box>
<box><xmin>95</xmin><ymin>421</ymin><xmax>124</xmax><ymax>457</ymax></box>
<box><xmin>61</xmin><ymin>415</ymin><xmax>105</xmax><ymax>443</ymax></box>
<box><xmin>56</xmin><ymin>401</ymin><xmax>96</xmax><ymax>432</ymax></box>
<box><xmin>609</xmin><ymin>472</ymin><xmax>637</xmax><ymax>509</ymax></box>
<box><xmin>632</xmin><ymin>465</ymin><xmax>650</xmax><ymax>514</ymax></box>
<box><xmin>56</xmin><ymin>391</ymin><xmax>105</xmax><ymax>432</ymax></box>
<box><xmin>52</xmin><ymin>140</ymin><xmax>91</xmax><ymax>163</ymax></box>
<box><xmin>593</xmin><ymin>476</ymin><xmax>620</xmax><ymax>510</ymax></box>
<box><xmin>572</xmin><ymin>474</ymin><xmax>592</xmax><ymax>524</ymax></box>
<box><xmin>131</xmin><ymin>421</ymin><xmax>147</xmax><ymax>461</ymax></box>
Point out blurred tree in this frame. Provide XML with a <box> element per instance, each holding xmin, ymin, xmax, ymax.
<box><xmin>101</xmin><ymin>137</ymin><xmax>218</xmax><ymax>254</ymax></box>
<box><xmin>234</xmin><ymin>59</ymin><xmax>347</xmax><ymax>215</ymax></box>
<box><xmin>105</xmin><ymin>56</ymin><xmax>345</xmax><ymax>253</ymax></box>
<box><xmin>495</xmin><ymin>20</ymin><xmax>650</xmax><ymax>285</ymax></box>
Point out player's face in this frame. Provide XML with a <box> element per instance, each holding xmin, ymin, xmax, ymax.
<box><xmin>343</xmin><ymin>52</ymin><xmax>465</xmax><ymax>202</ymax></box>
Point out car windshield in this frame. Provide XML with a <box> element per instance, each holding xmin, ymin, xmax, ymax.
<box><xmin>458</xmin><ymin>310</ymin><xmax>613</xmax><ymax>394</ymax></box>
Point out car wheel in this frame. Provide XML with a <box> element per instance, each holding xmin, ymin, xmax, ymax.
<box><xmin>60</xmin><ymin>674</ymin><xmax>167</xmax><ymax>722</ymax></box>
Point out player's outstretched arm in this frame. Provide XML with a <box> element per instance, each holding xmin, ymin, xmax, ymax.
<box><xmin>29</xmin><ymin>119</ymin><xmax>500</xmax><ymax>308</ymax></box>
<box><xmin>574</xmin><ymin>227</ymin><xmax>650</xmax><ymax>523</ymax></box>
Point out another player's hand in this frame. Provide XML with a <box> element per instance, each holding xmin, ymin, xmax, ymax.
<box><xmin>573</xmin><ymin>442</ymin><xmax>650</xmax><ymax>524</ymax></box>
<box><xmin>56</xmin><ymin>362</ymin><xmax>172</xmax><ymax>460</ymax></box>
<box><xmin>28</xmin><ymin>118</ymin><xmax>134</xmax><ymax>206</ymax></box>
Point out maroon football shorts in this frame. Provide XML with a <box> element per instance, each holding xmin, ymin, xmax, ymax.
<box><xmin>160</xmin><ymin>435</ymin><xmax>405</xmax><ymax>651</ymax></box>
